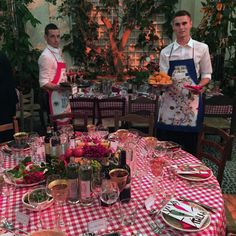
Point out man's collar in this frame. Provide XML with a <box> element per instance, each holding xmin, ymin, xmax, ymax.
<box><xmin>47</xmin><ymin>44</ymin><xmax>60</xmax><ymax>53</ymax></box>
<box><xmin>173</xmin><ymin>38</ymin><xmax>193</xmax><ymax>50</ymax></box>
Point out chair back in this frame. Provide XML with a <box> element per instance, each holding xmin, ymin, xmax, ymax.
<box><xmin>114</xmin><ymin>113</ymin><xmax>154</xmax><ymax>136</ymax></box>
<box><xmin>97</xmin><ymin>97</ymin><xmax>126</xmax><ymax>126</ymax></box>
<box><xmin>69</xmin><ymin>96</ymin><xmax>96</xmax><ymax>124</ymax></box>
<box><xmin>196</xmin><ymin>125</ymin><xmax>234</xmax><ymax>186</ymax></box>
<box><xmin>49</xmin><ymin>112</ymin><xmax>88</xmax><ymax>131</ymax></box>
<box><xmin>17</xmin><ymin>89</ymin><xmax>34</xmax><ymax>131</ymax></box>
<box><xmin>204</xmin><ymin>95</ymin><xmax>236</xmax><ymax>134</ymax></box>
<box><xmin>0</xmin><ymin>116</ymin><xmax>19</xmax><ymax>144</ymax></box>
<box><xmin>128</xmin><ymin>96</ymin><xmax>159</xmax><ymax>119</ymax></box>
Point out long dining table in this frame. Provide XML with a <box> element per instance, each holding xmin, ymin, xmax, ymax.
<box><xmin>0</xmin><ymin>138</ymin><xmax>226</xmax><ymax>236</ymax></box>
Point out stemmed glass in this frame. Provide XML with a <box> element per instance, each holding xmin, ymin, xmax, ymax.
<box><xmin>47</xmin><ymin>177</ymin><xmax>69</xmax><ymax>227</ymax></box>
<box><xmin>28</xmin><ymin>186</ymin><xmax>50</xmax><ymax>229</ymax></box>
<box><xmin>99</xmin><ymin>180</ymin><xmax>120</xmax><ymax>222</ymax></box>
<box><xmin>27</xmin><ymin>132</ymin><xmax>41</xmax><ymax>164</ymax></box>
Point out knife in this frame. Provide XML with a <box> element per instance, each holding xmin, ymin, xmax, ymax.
<box><xmin>178</xmin><ymin>197</ymin><xmax>217</xmax><ymax>213</ymax></box>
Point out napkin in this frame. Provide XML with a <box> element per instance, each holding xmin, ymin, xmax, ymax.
<box><xmin>184</xmin><ymin>85</ymin><xmax>203</xmax><ymax>92</ymax></box>
<box><xmin>176</xmin><ymin>164</ymin><xmax>211</xmax><ymax>179</ymax></box>
<box><xmin>180</xmin><ymin>169</ymin><xmax>212</xmax><ymax>179</ymax></box>
<box><xmin>161</xmin><ymin>198</ymin><xmax>209</xmax><ymax>229</ymax></box>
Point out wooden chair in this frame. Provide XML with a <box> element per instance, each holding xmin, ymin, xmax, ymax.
<box><xmin>0</xmin><ymin>116</ymin><xmax>19</xmax><ymax>144</ymax></box>
<box><xmin>196</xmin><ymin>125</ymin><xmax>234</xmax><ymax>186</ymax></box>
<box><xmin>203</xmin><ymin>95</ymin><xmax>236</xmax><ymax>135</ymax></box>
<box><xmin>49</xmin><ymin>112</ymin><xmax>88</xmax><ymax>132</ymax></box>
<box><xmin>97</xmin><ymin>97</ymin><xmax>126</xmax><ymax>129</ymax></box>
<box><xmin>223</xmin><ymin>194</ymin><xmax>236</xmax><ymax>236</ymax></box>
<box><xmin>114</xmin><ymin>113</ymin><xmax>155</xmax><ymax>136</ymax></box>
<box><xmin>69</xmin><ymin>96</ymin><xmax>96</xmax><ymax>124</ymax></box>
<box><xmin>128</xmin><ymin>95</ymin><xmax>159</xmax><ymax>119</ymax></box>
<box><xmin>16</xmin><ymin>88</ymin><xmax>42</xmax><ymax>132</ymax></box>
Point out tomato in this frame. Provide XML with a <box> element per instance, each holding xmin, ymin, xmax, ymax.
<box><xmin>73</xmin><ymin>148</ymin><xmax>84</xmax><ymax>157</ymax></box>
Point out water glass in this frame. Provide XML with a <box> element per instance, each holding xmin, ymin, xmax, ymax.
<box><xmin>120</xmin><ymin>198</ymin><xmax>138</xmax><ymax>226</ymax></box>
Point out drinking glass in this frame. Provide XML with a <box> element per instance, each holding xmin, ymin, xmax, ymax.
<box><xmin>27</xmin><ymin>132</ymin><xmax>41</xmax><ymax>164</ymax></box>
<box><xmin>161</xmin><ymin>166</ymin><xmax>177</xmax><ymax>201</ymax></box>
<box><xmin>143</xmin><ymin>137</ymin><xmax>157</xmax><ymax>158</ymax></box>
<box><xmin>28</xmin><ymin>186</ymin><xmax>50</xmax><ymax>229</ymax></box>
<box><xmin>91</xmin><ymin>168</ymin><xmax>102</xmax><ymax>203</ymax></box>
<box><xmin>100</xmin><ymin>180</ymin><xmax>120</xmax><ymax>222</ymax></box>
<box><xmin>47</xmin><ymin>176</ymin><xmax>69</xmax><ymax>227</ymax></box>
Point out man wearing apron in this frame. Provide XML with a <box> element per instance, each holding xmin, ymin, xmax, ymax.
<box><xmin>38</xmin><ymin>23</ymin><xmax>70</xmax><ymax>126</ymax></box>
<box><xmin>157</xmin><ymin>10</ymin><xmax>212</xmax><ymax>155</ymax></box>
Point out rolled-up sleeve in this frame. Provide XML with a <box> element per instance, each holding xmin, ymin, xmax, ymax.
<box><xmin>199</xmin><ymin>45</ymin><xmax>212</xmax><ymax>80</ymax></box>
<box><xmin>38</xmin><ymin>54</ymin><xmax>57</xmax><ymax>87</ymax></box>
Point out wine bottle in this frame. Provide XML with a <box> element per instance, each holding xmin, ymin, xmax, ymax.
<box><xmin>44</xmin><ymin>126</ymin><xmax>52</xmax><ymax>164</ymax></box>
<box><xmin>50</xmin><ymin>125</ymin><xmax>61</xmax><ymax>159</ymax></box>
<box><xmin>119</xmin><ymin>150</ymin><xmax>131</xmax><ymax>202</ymax></box>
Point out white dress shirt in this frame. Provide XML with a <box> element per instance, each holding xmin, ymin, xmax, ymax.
<box><xmin>159</xmin><ymin>38</ymin><xmax>212</xmax><ymax>80</ymax></box>
<box><xmin>38</xmin><ymin>45</ymin><xmax>64</xmax><ymax>87</ymax></box>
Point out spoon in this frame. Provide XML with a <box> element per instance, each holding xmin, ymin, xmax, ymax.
<box><xmin>1</xmin><ymin>219</ymin><xmax>28</xmax><ymax>235</ymax></box>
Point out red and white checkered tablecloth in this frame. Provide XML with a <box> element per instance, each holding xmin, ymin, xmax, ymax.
<box><xmin>204</xmin><ymin>104</ymin><xmax>233</xmax><ymax>115</ymax></box>
<box><xmin>0</xmin><ymin>142</ymin><xmax>226</xmax><ymax>236</ymax></box>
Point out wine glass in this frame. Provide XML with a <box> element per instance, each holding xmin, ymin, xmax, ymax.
<box><xmin>47</xmin><ymin>176</ymin><xmax>68</xmax><ymax>227</ymax></box>
<box><xmin>28</xmin><ymin>186</ymin><xmax>50</xmax><ymax>229</ymax></box>
<box><xmin>109</xmin><ymin>168</ymin><xmax>129</xmax><ymax>192</ymax></box>
<box><xmin>99</xmin><ymin>180</ymin><xmax>120</xmax><ymax>222</ymax></box>
<box><xmin>143</xmin><ymin>136</ymin><xmax>157</xmax><ymax>158</ymax></box>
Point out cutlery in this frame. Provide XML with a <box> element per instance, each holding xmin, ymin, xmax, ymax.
<box><xmin>1</xmin><ymin>219</ymin><xmax>28</xmax><ymax>235</ymax></box>
<box><xmin>178</xmin><ymin>197</ymin><xmax>217</xmax><ymax>213</ymax></box>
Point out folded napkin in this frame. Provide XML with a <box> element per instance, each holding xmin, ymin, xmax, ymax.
<box><xmin>180</xmin><ymin>169</ymin><xmax>212</xmax><ymax>179</ymax></box>
<box><xmin>177</xmin><ymin>164</ymin><xmax>211</xmax><ymax>179</ymax></box>
<box><xmin>162</xmin><ymin>198</ymin><xmax>209</xmax><ymax>229</ymax></box>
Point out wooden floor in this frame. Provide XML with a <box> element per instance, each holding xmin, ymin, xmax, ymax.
<box><xmin>224</xmin><ymin>194</ymin><xmax>236</xmax><ymax>220</ymax></box>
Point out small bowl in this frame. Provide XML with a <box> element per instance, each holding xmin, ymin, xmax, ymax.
<box><xmin>22</xmin><ymin>190</ymin><xmax>53</xmax><ymax>211</ymax></box>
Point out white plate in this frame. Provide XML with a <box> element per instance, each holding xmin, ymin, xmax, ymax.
<box><xmin>22</xmin><ymin>191</ymin><xmax>53</xmax><ymax>211</ymax></box>
<box><xmin>177</xmin><ymin>163</ymin><xmax>213</xmax><ymax>182</ymax></box>
<box><xmin>161</xmin><ymin>202</ymin><xmax>211</xmax><ymax>232</ymax></box>
<box><xmin>4</xmin><ymin>170</ymin><xmax>45</xmax><ymax>187</ymax></box>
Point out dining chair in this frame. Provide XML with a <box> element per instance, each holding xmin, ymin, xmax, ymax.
<box><xmin>69</xmin><ymin>96</ymin><xmax>96</xmax><ymax>125</ymax></box>
<box><xmin>49</xmin><ymin>112</ymin><xmax>88</xmax><ymax>131</ymax></box>
<box><xmin>128</xmin><ymin>95</ymin><xmax>159</xmax><ymax>134</ymax></box>
<box><xmin>128</xmin><ymin>95</ymin><xmax>159</xmax><ymax>119</ymax></box>
<box><xmin>0</xmin><ymin>116</ymin><xmax>19</xmax><ymax>144</ymax></box>
<box><xmin>203</xmin><ymin>95</ymin><xmax>236</xmax><ymax>135</ymax></box>
<box><xmin>16</xmin><ymin>88</ymin><xmax>42</xmax><ymax>132</ymax></box>
<box><xmin>223</xmin><ymin>194</ymin><xmax>236</xmax><ymax>235</ymax></box>
<box><xmin>196</xmin><ymin>125</ymin><xmax>234</xmax><ymax>186</ymax></box>
<box><xmin>114</xmin><ymin>113</ymin><xmax>155</xmax><ymax>136</ymax></box>
<box><xmin>97</xmin><ymin>97</ymin><xmax>126</xmax><ymax>130</ymax></box>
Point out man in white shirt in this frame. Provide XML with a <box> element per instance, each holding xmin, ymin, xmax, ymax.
<box><xmin>157</xmin><ymin>10</ymin><xmax>212</xmax><ymax>155</ymax></box>
<box><xmin>38</xmin><ymin>23</ymin><xmax>69</xmax><ymax>124</ymax></box>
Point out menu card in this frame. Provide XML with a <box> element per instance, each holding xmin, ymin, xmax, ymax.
<box><xmin>161</xmin><ymin>198</ymin><xmax>209</xmax><ymax>229</ymax></box>
<box><xmin>175</xmin><ymin>164</ymin><xmax>209</xmax><ymax>175</ymax></box>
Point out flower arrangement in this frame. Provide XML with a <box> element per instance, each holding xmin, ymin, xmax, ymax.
<box><xmin>83</xmin><ymin>143</ymin><xmax>112</xmax><ymax>160</ymax></box>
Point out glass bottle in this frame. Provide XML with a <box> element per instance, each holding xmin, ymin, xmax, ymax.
<box><xmin>79</xmin><ymin>160</ymin><xmax>93</xmax><ymax>206</ymax></box>
<box><xmin>44</xmin><ymin>126</ymin><xmax>52</xmax><ymax>164</ymax></box>
<box><xmin>119</xmin><ymin>150</ymin><xmax>131</xmax><ymax>202</ymax></box>
<box><xmin>50</xmin><ymin>125</ymin><xmax>61</xmax><ymax>159</ymax></box>
<box><xmin>67</xmin><ymin>162</ymin><xmax>79</xmax><ymax>204</ymax></box>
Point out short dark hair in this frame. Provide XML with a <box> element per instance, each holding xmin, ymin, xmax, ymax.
<box><xmin>44</xmin><ymin>23</ymin><xmax>58</xmax><ymax>35</ymax></box>
<box><xmin>173</xmin><ymin>10</ymin><xmax>191</xmax><ymax>20</ymax></box>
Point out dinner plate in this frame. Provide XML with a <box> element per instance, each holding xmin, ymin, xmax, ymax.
<box><xmin>176</xmin><ymin>163</ymin><xmax>213</xmax><ymax>182</ymax></box>
<box><xmin>22</xmin><ymin>191</ymin><xmax>53</xmax><ymax>211</ymax></box>
<box><xmin>149</xmin><ymin>81</ymin><xmax>173</xmax><ymax>87</ymax></box>
<box><xmin>161</xmin><ymin>202</ymin><xmax>211</xmax><ymax>232</ymax></box>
